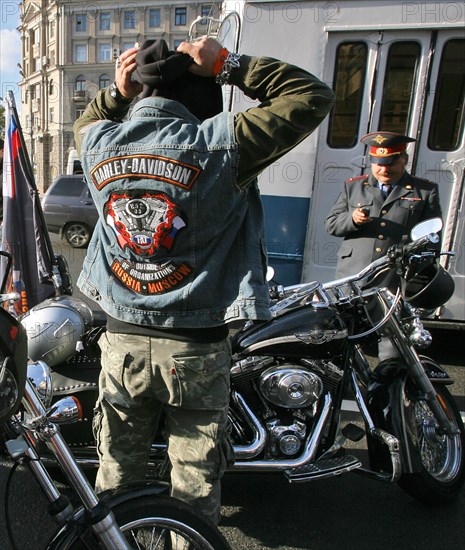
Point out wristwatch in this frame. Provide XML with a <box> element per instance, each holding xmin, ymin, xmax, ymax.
<box><xmin>109</xmin><ymin>82</ymin><xmax>132</xmax><ymax>104</ymax></box>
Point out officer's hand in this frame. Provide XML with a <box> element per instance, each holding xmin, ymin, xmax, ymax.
<box><xmin>115</xmin><ymin>47</ymin><xmax>143</xmax><ymax>100</ymax></box>
<box><xmin>353</xmin><ymin>208</ymin><xmax>372</xmax><ymax>226</ymax></box>
<box><xmin>176</xmin><ymin>37</ymin><xmax>223</xmax><ymax>77</ymax></box>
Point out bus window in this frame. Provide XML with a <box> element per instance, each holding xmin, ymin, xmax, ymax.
<box><xmin>327</xmin><ymin>42</ymin><xmax>368</xmax><ymax>148</ymax></box>
<box><xmin>428</xmin><ymin>39</ymin><xmax>465</xmax><ymax>151</ymax></box>
<box><xmin>378</xmin><ymin>42</ymin><xmax>420</xmax><ymax>134</ymax></box>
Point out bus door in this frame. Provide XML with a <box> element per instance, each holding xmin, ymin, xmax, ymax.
<box><xmin>302</xmin><ymin>29</ymin><xmax>465</xmax><ymax>321</ymax></box>
<box><xmin>413</xmin><ymin>33</ymin><xmax>465</xmax><ymax>320</ymax></box>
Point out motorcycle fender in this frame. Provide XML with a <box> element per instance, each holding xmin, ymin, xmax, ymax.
<box><xmin>418</xmin><ymin>355</ymin><xmax>454</xmax><ymax>385</ymax></box>
<box><xmin>46</xmin><ymin>482</ymin><xmax>169</xmax><ymax>549</ymax></box>
<box><xmin>366</xmin><ymin>361</ymin><xmax>423</xmax><ymax>475</ymax></box>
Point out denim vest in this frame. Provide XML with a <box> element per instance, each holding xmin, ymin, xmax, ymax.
<box><xmin>77</xmin><ymin>97</ymin><xmax>271</xmax><ymax>328</ymax></box>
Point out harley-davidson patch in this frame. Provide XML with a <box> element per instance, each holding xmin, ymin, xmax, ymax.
<box><xmin>105</xmin><ymin>192</ymin><xmax>186</xmax><ymax>256</ymax></box>
<box><xmin>90</xmin><ymin>154</ymin><xmax>201</xmax><ymax>190</ymax></box>
<box><xmin>111</xmin><ymin>258</ymin><xmax>192</xmax><ymax>294</ymax></box>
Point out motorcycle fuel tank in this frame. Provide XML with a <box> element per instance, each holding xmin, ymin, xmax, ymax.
<box><xmin>233</xmin><ymin>306</ymin><xmax>348</xmax><ymax>359</ymax></box>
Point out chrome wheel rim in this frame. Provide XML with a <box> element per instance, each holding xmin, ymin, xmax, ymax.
<box><xmin>414</xmin><ymin>398</ymin><xmax>462</xmax><ymax>482</ymax></box>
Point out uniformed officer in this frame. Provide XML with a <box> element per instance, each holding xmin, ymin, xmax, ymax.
<box><xmin>325</xmin><ymin>131</ymin><xmax>443</xmax><ymax>361</ymax></box>
<box><xmin>326</xmin><ymin>131</ymin><xmax>442</xmax><ymax>281</ymax></box>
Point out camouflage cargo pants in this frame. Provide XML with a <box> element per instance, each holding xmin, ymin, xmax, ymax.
<box><xmin>93</xmin><ymin>331</ymin><xmax>234</xmax><ymax>525</ymax></box>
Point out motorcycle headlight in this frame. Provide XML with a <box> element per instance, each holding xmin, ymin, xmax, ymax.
<box><xmin>27</xmin><ymin>361</ymin><xmax>53</xmax><ymax>409</ymax></box>
<box><xmin>0</xmin><ymin>365</ymin><xmax>19</xmax><ymax>420</ymax></box>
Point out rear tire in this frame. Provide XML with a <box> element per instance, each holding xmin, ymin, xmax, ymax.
<box><xmin>398</xmin><ymin>384</ymin><xmax>465</xmax><ymax>504</ymax></box>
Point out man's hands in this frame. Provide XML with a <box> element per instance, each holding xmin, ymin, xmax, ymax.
<box><xmin>176</xmin><ymin>37</ymin><xmax>223</xmax><ymax>77</ymax></box>
<box><xmin>353</xmin><ymin>207</ymin><xmax>372</xmax><ymax>226</ymax></box>
<box><xmin>114</xmin><ymin>47</ymin><xmax>143</xmax><ymax>100</ymax></box>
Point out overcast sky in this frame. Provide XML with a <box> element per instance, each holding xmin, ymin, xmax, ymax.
<box><xmin>0</xmin><ymin>2</ymin><xmax>22</xmax><ymax>109</ymax></box>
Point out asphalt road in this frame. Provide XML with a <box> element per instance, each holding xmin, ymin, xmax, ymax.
<box><xmin>1</xmin><ymin>234</ymin><xmax>464</xmax><ymax>549</ymax></box>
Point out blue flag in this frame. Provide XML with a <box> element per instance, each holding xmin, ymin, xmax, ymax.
<box><xmin>1</xmin><ymin>91</ymin><xmax>56</xmax><ymax>316</ymax></box>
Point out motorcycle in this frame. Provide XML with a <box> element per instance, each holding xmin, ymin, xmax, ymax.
<box><xmin>20</xmin><ymin>218</ymin><xmax>465</xmax><ymax>506</ymax></box>
<box><xmin>0</xmin><ymin>250</ymin><xmax>231</xmax><ymax>549</ymax></box>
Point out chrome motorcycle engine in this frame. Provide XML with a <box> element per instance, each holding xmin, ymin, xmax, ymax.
<box><xmin>230</xmin><ymin>356</ymin><xmax>344</xmax><ymax>459</ymax></box>
<box><xmin>259</xmin><ymin>365</ymin><xmax>323</xmax><ymax>409</ymax></box>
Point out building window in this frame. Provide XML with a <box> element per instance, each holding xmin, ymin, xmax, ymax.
<box><xmin>76</xmin><ymin>108</ymin><xmax>86</xmax><ymax>120</ymax></box>
<box><xmin>99</xmin><ymin>74</ymin><xmax>110</xmax><ymax>89</ymax></box>
<box><xmin>149</xmin><ymin>8</ymin><xmax>161</xmax><ymax>28</ymax></box>
<box><xmin>49</xmin><ymin>106</ymin><xmax>55</xmax><ymax>123</ymax></box>
<box><xmin>76</xmin><ymin>14</ymin><xmax>87</xmax><ymax>32</ymax></box>
<box><xmin>75</xmin><ymin>44</ymin><xmax>88</xmax><ymax>63</ymax></box>
<box><xmin>75</xmin><ymin>75</ymin><xmax>86</xmax><ymax>92</ymax></box>
<box><xmin>173</xmin><ymin>39</ymin><xmax>184</xmax><ymax>49</ymax></box>
<box><xmin>124</xmin><ymin>10</ymin><xmax>136</xmax><ymax>29</ymax></box>
<box><xmin>50</xmin><ymin>20</ymin><xmax>55</xmax><ymax>38</ymax></box>
<box><xmin>200</xmin><ymin>5</ymin><xmax>211</xmax><ymax>25</ymax></box>
<box><xmin>99</xmin><ymin>43</ymin><xmax>112</xmax><ymax>62</ymax></box>
<box><xmin>122</xmin><ymin>42</ymin><xmax>135</xmax><ymax>52</ymax></box>
<box><xmin>175</xmin><ymin>7</ymin><xmax>187</xmax><ymax>26</ymax></box>
<box><xmin>100</xmin><ymin>12</ymin><xmax>111</xmax><ymax>31</ymax></box>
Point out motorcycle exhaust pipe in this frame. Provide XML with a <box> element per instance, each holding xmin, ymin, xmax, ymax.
<box><xmin>232</xmin><ymin>393</ymin><xmax>333</xmax><ymax>471</ymax></box>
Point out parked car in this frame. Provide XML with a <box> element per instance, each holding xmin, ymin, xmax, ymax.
<box><xmin>41</xmin><ymin>175</ymin><xmax>98</xmax><ymax>248</ymax></box>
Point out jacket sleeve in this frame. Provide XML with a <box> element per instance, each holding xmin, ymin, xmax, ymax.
<box><xmin>325</xmin><ymin>183</ymin><xmax>359</xmax><ymax>237</ymax></box>
<box><xmin>73</xmin><ymin>89</ymin><xmax>132</xmax><ymax>157</ymax></box>
<box><xmin>229</xmin><ymin>55</ymin><xmax>335</xmax><ymax>187</ymax></box>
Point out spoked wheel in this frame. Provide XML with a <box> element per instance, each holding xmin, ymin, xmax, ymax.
<box><xmin>62</xmin><ymin>494</ymin><xmax>231</xmax><ymax>549</ymax></box>
<box><xmin>398</xmin><ymin>384</ymin><xmax>465</xmax><ymax>504</ymax></box>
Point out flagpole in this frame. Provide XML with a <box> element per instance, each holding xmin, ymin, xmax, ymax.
<box><xmin>5</xmin><ymin>91</ymin><xmax>66</xmax><ymax>301</ymax></box>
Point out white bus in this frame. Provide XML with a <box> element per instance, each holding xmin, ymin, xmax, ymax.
<box><xmin>219</xmin><ymin>0</ymin><xmax>465</xmax><ymax>325</ymax></box>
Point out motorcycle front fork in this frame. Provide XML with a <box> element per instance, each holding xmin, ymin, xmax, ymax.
<box><xmin>361</xmin><ymin>309</ymin><xmax>459</xmax><ymax>438</ymax></box>
<box><xmin>7</xmin><ymin>379</ymin><xmax>131</xmax><ymax>550</ymax></box>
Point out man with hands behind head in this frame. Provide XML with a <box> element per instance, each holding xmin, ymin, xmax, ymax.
<box><xmin>74</xmin><ymin>37</ymin><xmax>334</xmax><ymax>524</ymax></box>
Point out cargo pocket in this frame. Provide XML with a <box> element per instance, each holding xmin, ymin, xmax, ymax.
<box><xmin>171</xmin><ymin>349</ymin><xmax>230</xmax><ymax>410</ymax></box>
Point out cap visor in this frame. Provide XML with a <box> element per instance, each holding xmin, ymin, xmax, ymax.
<box><xmin>369</xmin><ymin>155</ymin><xmax>397</xmax><ymax>166</ymax></box>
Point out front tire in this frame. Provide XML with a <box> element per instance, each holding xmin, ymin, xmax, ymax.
<box><xmin>398</xmin><ymin>384</ymin><xmax>465</xmax><ymax>504</ymax></box>
<box><xmin>63</xmin><ymin>494</ymin><xmax>231</xmax><ymax>549</ymax></box>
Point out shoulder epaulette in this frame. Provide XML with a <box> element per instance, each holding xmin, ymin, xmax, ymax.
<box><xmin>345</xmin><ymin>175</ymin><xmax>368</xmax><ymax>184</ymax></box>
<box><xmin>410</xmin><ymin>174</ymin><xmax>434</xmax><ymax>185</ymax></box>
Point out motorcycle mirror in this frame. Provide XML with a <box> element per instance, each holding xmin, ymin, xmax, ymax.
<box><xmin>47</xmin><ymin>396</ymin><xmax>82</xmax><ymax>425</ymax></box>
<box><xmin>266</xmin><ymin>266</ymin><xmax>275</xmax><ymax>282</ymax></box>
<box><xmin>410</xmin><ymin>217</ymin><xmax>443</xmax><ymax>241</ymax></box>
<box><xmin>27</xmin><ymin>361</ymin><xmax>53</xmax><ymax>409</ymax></box>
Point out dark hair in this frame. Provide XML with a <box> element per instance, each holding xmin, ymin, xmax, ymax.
<box><xmin>0</xmin><ymin>138</ymin><xmax>4</xmax><ymax>150</ymax></box>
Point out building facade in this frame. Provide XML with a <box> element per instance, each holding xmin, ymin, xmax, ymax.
<box><xmin>18</xmin><ymin>0</ymin><xmax>221</xmax><ymax>193</ymax></box>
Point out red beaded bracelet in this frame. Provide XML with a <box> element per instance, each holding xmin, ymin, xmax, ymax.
<box><xmin>212</xmin><ymin>48</ymin><xmax>229</xmax><ymax>76</ymax></box>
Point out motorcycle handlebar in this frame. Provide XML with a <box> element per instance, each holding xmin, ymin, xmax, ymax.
<box><xmin>269</xmin><ymin>227</ymin><xmax>445</xmax><ymax>304</ymax></box>
<box><xmin>401</xmin><ymin>233</ymin><xmax>440</xmax><ymax>258</ymax></box>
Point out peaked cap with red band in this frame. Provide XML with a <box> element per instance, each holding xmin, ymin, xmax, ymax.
<box><xmin>361</xmin><ymin>131</ymin><xmax>416</xmax><ymax>165</ymax></box>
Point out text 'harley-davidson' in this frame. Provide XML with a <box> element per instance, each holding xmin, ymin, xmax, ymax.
<box><xmin>21</xmin><ymin>218</ymin><xmax>465</xmax><ymax>506</ymax></box>
<box><xmin>0</xmin><ymin>250</ymin><xmax>231</xmax><ymax>550</ymax></box>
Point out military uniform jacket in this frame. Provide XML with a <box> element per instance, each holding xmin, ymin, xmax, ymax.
<box><xmin>325</xmin><ymin>172</ymin><xmax>442</xmax><ymax>279</ymax></box>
